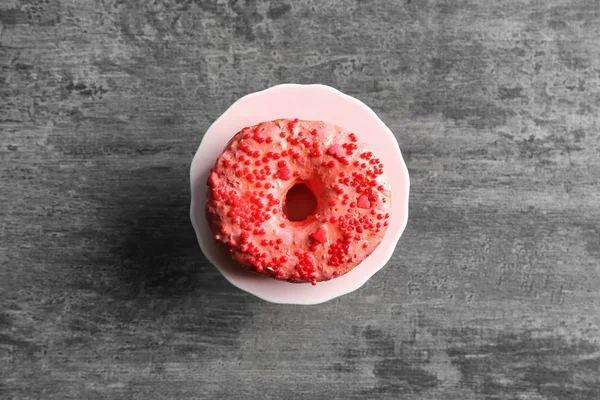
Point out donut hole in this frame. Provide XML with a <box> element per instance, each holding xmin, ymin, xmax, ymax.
<box><xmin>283</xmin><ymin>183</ymin><xmax>318</xmax><ymax>222</ymax></box>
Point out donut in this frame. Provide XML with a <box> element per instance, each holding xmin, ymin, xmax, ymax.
<box><xmin>206</xmin><ymin>118</ymin><xmax>391</xmax><ymax>285</ymax></box>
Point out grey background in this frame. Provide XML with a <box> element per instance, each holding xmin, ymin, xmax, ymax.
<box><xmin>2</xmin><ymin>0</ymin><xmax>600</xmax><ymax>399</ymax></box>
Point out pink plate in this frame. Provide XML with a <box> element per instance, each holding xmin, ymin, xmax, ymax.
<box><xmin>190</xmin><ymin>84</ymin><xmax>410</xmax><ymax>304</ymax></box>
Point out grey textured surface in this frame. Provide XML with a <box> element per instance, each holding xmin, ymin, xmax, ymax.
<box><xmin>2</xmin><ymin>0</ymin><xmax>600</xmax><ymax>399</ymax></box>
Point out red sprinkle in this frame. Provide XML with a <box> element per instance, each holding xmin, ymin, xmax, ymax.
<box><xmin>278</xmin><ymin>167</ymin><xmax>292</xmax><ymax>180</ymax></box>
<box><xmin>207</xmin><ymin>171</ymin><xmax>218</xmax><ymax>188</ymax></box>
<box><xmin>310</xmin><ymin>226</ymin><xmax>328</xmax><ymax>244</ymax></box>
<box><xmin>326</xmin><ymin>144</ymin><xmax>344</xmax><ymax>159</ymax></box>
<box><xmin>357</xmin><ymin>195</ymin><xmax>371</xmax><ymax>209</ymax></box>
<box><xmin>253</xmin><ymin>130</ymin><xmax>265</xmax><ymax>143</ymax></box>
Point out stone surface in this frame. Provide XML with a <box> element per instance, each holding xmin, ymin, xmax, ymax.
<box><xmin>1</xmin><ymin>0</ymin><xmax>600</xmax><ymax>399</ymax></box>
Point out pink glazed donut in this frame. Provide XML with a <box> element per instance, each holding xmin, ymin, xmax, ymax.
<box><xmin>206</xmin><ymin>119</ymin><xmax>391</xmax><ymax>285</ymax></box>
